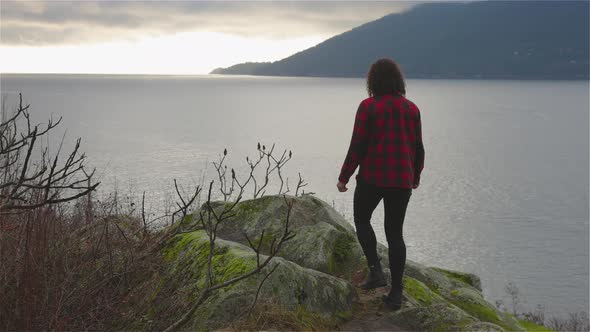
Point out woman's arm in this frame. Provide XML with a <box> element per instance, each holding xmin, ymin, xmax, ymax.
<box><xmin>338</xmin><ymin>102</ymin><xmax>370</xmax><ymax>187</ymax></box>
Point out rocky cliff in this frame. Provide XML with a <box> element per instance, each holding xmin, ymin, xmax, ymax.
<box><xmin>119</xmin><ymin>195</ymin><xmax>551</xmax><ymax>331</ymax></box>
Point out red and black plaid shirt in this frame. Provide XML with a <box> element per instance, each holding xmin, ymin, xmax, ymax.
<box><xmin>338</xmin><ymin>94</ymin><xmax>424</xmax><ymax>188</ymax></box>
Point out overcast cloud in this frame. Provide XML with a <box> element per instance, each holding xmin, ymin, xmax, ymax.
<box><xmin>1</xmin><ymin>1</ymin><xmax>421</xmax><ymax>46</ymax></box>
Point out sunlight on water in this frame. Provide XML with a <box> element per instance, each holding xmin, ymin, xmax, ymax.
<box><xmin>1</xmin><ymin>74</ymin><xmax>588</xmax><ymax>315</ymax></box>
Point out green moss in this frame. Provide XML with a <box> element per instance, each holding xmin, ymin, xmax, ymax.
<box><xmin>178</xmin><ymin>214</ymin><xmax>195</xmax><ymax>228</ymax></box>
<box><xmin>448</xmin><ymin>296</ymin><xmax>506</xmax><ymax>329</ymax></box>
<box><xmin>456</xmin><ymin>321</ymin><xmax>506</xmax><ymax>332</ymax></box>
<box><xmin>149</xmin><ymin>230</ymin><xmax>262</xmax><ymax>329</ymax></box>
<box><xmin>162</xmin><ymin>231</ymin><xmax>203</xmax><ymax>261</ymax></box>
<box><xmin>291</xmin><ymin>305</ymin><xmax>340</xmax><ymax>330</ymax></box>
<box><xmin>433</xmin><ymin>267</ymin><xmax>480</xmax><ymax>290</ymax></box>
<box><xmin>333</xmin><ymin>309</ymin><xmax>353</xmax><ymax>322</ymax></box>
<box><xmin>467</xmin><ymin>304</ymin><xmax>502</xmax><ymax>326</ymax></box>
<box><xmin>517</xmin><ymin>319</ymin><xmax>554</xmax><ymax>331</ymax></box>
<box><xmin>434</xmin><ymin>268</ymin><xmax>471</xmax><ymax>284</ymax></box>
<box><xmin>251</xmin><ymin>231</ymin><xmax>277</xmax><ymax>252</ymax></box>
<box><xmin>327</xmin><ymin>232</ymin><xmax>356</xmax><ymax>275</ymax></box>
<box><xmin>161</xmin><ymin>231</ymin><xmax>257</xmax><ymax>289</ymax></box>
<box><xmin>390</xmin><ymin>302</ymin><xmax>476</xmax><ymax>332</ymax></box>
<box><xmin>404</xmin><ymin>277</ymin><xmax>443</xmax><ymax>306</ymax></box>
<box><xmin>209</xmin><ymin>248</ymin><xmax>256</xmax><ymax>286</ymax></box>
<box><xmin>431</xmin><ymin>319</ymin><xmax>474</xmax><ymax>332</ymax></box>
<box><xmin>233</xmin><ymin>197</ymin><xmax>273</xmax><ymax>220</ymax></box>
<box><xmin>234</xmin><ymin>201</ymin><xmax>257</xmax><ymax>219</ymax></box>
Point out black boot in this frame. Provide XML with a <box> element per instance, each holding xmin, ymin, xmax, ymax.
<box><xmin>382</xmin><ymin>285</ymin><xmax>403</xmax><ymax>310</ymax></box>
<box><xmin>360</xmin><ymin>260</ymin><xmax>387</xmax><ymax>290</ymax></box>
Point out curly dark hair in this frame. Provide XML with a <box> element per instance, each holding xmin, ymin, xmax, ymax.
<box><xmin>366</xmin><ymin>58</ymin><xmax>406</xmax><ymax>97</ymax></box>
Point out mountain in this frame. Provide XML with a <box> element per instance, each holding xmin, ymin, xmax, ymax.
<box><xmin>210</xmin><ymin>62</ymin><xmax>270</xmax><ymax>75</ymax></box>
<box><xmin>211</xmin><ymin>1</ymin><xmax>589</xmax><ymax>79</ymax></box>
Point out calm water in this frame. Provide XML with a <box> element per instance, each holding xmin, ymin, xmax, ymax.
<box><xmin>1</xmin><ymin>74</ymin><xmax>588</xmax><ymax>316</ymax></box>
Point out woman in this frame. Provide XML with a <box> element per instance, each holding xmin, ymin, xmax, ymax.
<box><xmin>337</xmin><ymin>58</ymin><xmax>424</xmax><ymax>310</ymax></box>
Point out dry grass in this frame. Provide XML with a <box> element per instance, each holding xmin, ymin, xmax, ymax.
<box><xmin>0</xmin><ymin>196</ymin><xmax>162</xmax><ymax>331</ymax></box>
<box><xmin>228</xmin><ymin>300</ymin><xmax>341</xmax><ymax>331</ymax></box>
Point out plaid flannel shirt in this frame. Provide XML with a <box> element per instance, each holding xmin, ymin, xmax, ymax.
<box><xmin>338</xmin><ymin>94</ymin><xmax>424</xmax><ymax>188</ymax></box>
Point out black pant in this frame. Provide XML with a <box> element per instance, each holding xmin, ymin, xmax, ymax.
<box><xmin>353</xmin><ymin>180</ymin><xmax>412</xmax><ymax>291</ymax></box>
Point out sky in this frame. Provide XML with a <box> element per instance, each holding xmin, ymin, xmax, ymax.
<box><xmin>0</xmin><ymin>1</ymin><xmax>421</xmax><ymax>75</ymax></box>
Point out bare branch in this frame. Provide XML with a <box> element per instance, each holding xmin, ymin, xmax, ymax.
<box><xmin>296</xmin><ymin>172</ymin><xmax>308</xmax><ymax>196</ymax></box>
<box><xmin>0</xmin><ymin>94</ymin><xmax>98</xmax><ymax>213</ymax></box>
<box><xmin>247</xmin><ymin>263</ymin><xmax>280</xmax><ymax>317</ymax></box>
<box><xmin>163</xmin><ymin>192</ymin><xmax>296</xmax><ymax>332</ymax></box>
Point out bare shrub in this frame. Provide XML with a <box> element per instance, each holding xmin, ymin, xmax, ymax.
<box><xmin>163</xmin><ymin>182</ymin><xmax>296</xmax><ymax>332</ymax></box>
<box><xmin>0</xmin><ymin>194</ymin><xmax>158</xmax><ymax>330</ymax></box>
<box><xmin>519</xmin><ymin>304</ymin><xmax>545</xmax><ymax>326</ymax></box>
<box><xmin>504</xmin><ymin>281</ymin><xmax>521</xmax><ymax>315</ymax></box>
<box><xmin>1</xmin><ymin>93</ymin><xmax>98</xmax><ymax>213</ymax></box>
<box><xmin>212</xmin><ymin>143</ymin><xmax>306</xmax><ymax>202</ymax></box>
<box><xmin>546</xmin><ymin>312</ymin><xmax>590</xmax><ymax>332</ymax></box>
<box><xmin>498</xmin><ymin>281</ymin><xmax>590</xmax><ymax>332</ymax></box>
<box><xmin>1</xmin><ymin>94</ymin><xmax>305</xmax><ymax>331</ymax></box>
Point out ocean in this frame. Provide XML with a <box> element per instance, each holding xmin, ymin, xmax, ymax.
<box><xmin>1</xmin><ymin>73</ymin><xmax>588</xmax><ymax>316</ymax></box>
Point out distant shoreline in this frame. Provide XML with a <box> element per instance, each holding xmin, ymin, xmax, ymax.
<box><xmin>209</xmin><ymin>72</ymin><xmax>590</xmax><ymax>81</ymax></box>
<box><xmin>2</xmin><ymin>72</ymin><xmax>589</xmax><ymax>82</ymax></box>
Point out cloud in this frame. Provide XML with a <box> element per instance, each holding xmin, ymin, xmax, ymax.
<box><xmin>0</xmin><ymin>1</ymin><xmax>419</xmax><ymax>46</ymax></box>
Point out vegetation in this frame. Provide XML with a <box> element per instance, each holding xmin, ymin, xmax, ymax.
<box><xmin>496</xmin><ymin>282</ymin><xmax>589</xmax><ymax>332</ymax></box>
<box><xmin>213</xmin><ymin>1</ymin><xmax>589</xmax><ymax>80</ymax></box>
<box><xmin>230</xmin><ymin>302</ymin><xmax>343</xmax><ymax>331</ymax></box>
<box><xmin>1</xmin><ymin>95</ymin><xmax>587</xmax><ymax>331</ymax></box>
<box><xmin>403</xmin><ymin>276</ymin><xmax>443</xmax><ymax>307</ymax></box>
<box><xmin>0</xmin><ymin>94</ymin><xmax>305</xmax><ymax>331</ymax></box>
<box><xmin>0</xmin><ymin>93</ymin><xmax>98</xmax><ymax>212</ymax></box>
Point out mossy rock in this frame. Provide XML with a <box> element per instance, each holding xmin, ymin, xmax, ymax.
<box><xmin>404</xmin><ymin>261</ymin><xmax>469</xmax><ymax>294</ymax></box>
<box><xmin>517</xmin><ymin>319</ymin><xmax>554</xmax><ymax>331</ymax></box>
<box><xmin>130</xmin><ymin>230</ymin><xmax>355</xmax><ymax>331</ymax></box>
<box><xmin>191</xmin><ymin>195</ymin><xmax>365</xmax><ymax>278</ymax></box>
<box><xmin>461</xmin><ymin>321</ymin><xmax>507</xmax><ymax>331</ymax></box>
<box><xmin>433</xmin><ymin>267</ymin><xmax>483</xmax><ymax>291</ymax></box>
<box><xmin>386</xmin><ymin>261</ymin><xmax>529</xmax><ymax>332</ymax></box>
<box><xmin>446</xmin><ymin>287</ymin><xmax>524</xmax><ymax>331</ymax></box>
<box><xmin>389</xmin><ymin>301</ymin><xmax>479</xmax><ymax>331</ymax></box>
<box><xmin>403</xmin><ymin>276</ymin><xmax>446</xmax><ymax>307</ymax></box>
<box><xmin>120</xmin><ymin>195</ymin><xmax>544</xmax><ymax>332</ymax></box>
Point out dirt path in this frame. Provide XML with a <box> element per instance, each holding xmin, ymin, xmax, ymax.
<box><xmin>339</xmin><ymin>271</ymin><xmax>408</xmax><ymax>332</ymax></box>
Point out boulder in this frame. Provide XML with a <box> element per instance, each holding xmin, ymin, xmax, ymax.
<box><xmin>120</xmin><ymin>195</ymin><xmax>549</xmax><ymax>332</ymax></box>
<box><xmin>200</xmin><ymin>195</ymin><xmax>365</xmax><ymax>277</ymax></box>
<box><xmin>389</xmin><ymin>301</ymin><xmax>478</xmax><ymax>331</ymax></box>
<box><xmin>131</xmin><ymin>230</ymin><xmax>355</xmax><ymax>331</ymax></box>
<box><xmin>401</xmin><ymin>262</ymin><xmax>523</xmax><ymax>331</ymax></box>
